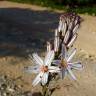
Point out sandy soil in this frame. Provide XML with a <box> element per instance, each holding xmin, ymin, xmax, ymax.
<box><xmin>0</xmin><ymin>1</ymin><xmax>96</xmax><ymax>96</ymax></box>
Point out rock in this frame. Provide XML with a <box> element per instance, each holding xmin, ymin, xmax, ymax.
<box><xmin>7</xmin><ymin>86</ymin><xmax>14</xmax><ymax>93</ymax></box>
<box><xmin>3</xmin><ymin>92</ymin><xmax>7</xmax><ymax>96</ymax></box>
<box><xmin>0</xmin><ymin>75</ymin><xmax>32</xmax><ymax>96</ymax></box>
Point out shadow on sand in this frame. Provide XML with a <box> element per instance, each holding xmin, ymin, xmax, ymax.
<box><xmin>0</xmin><ymin>8</ymin><xmax>61</xmax><ymax>57</ymax></box>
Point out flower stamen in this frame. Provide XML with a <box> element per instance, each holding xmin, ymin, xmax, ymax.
<box><xmin>40</xmin><ymin>66</ymin><xmax>48</xmax><ymax>72</ymax></box>
<box><xmin>60</xmin><ymin>59</ymin><xmax>68</xmax><ymax>68</ymax></box>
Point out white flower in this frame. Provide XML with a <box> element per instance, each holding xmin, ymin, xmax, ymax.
<box><xmin>26</xmin><ymin>51</ymin><xmax>60</xmax><ymax>86</ymax></box>
<box><xmin>53</xmin><ymin>44</ymin><xmax>83</xmax><ymax>80</ymax></box>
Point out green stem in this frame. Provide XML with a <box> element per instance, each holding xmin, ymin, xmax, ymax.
<box><xmin>42</xmin><ymin>85</ymin><xmax>50</xmax><ymax>96</ymax></box>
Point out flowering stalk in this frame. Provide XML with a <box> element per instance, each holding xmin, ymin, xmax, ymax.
<box><xmin>25</xmin><ymin>12</ymin><xmax>83</xmax><ymax>96</ymax></box>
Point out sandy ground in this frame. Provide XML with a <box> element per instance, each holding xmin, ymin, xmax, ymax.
<box><xmin>0</xmin><ymin>1</ymin><xmax>96</xmax><ymax>96</ymax></box>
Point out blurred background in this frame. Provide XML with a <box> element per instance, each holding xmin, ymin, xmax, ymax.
<box><xmin>7</xmin><ymin>0</ymin><xmax>96</xmax><ymax>15</ymax></box>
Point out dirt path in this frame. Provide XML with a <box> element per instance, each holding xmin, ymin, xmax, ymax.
<box><xmin>0</xmin><ymin>1</ymin><xmax>96</xmax><ymax>96</ymax></box>
<box><xmin>75</xmin><ymin>15</ymin><xmax>96</xmax><ymax>55</ymax></box>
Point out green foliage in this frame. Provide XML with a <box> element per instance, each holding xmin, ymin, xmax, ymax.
<box><xmin>7</xmin><ymin>0</ymin><xmax>96</xmax><ymax>15</ymax></box>
<box><xmin>55</xmin><ymin>0</ymin><xmax>95</xmax><ymax>5</ymax></box>
<box><xmin>73</xmin><ymin>6</ymin><xmax>96</xmax><ymax>15</ymax></box>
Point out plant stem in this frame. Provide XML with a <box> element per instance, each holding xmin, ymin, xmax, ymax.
<box><xmin>42</xmin><ymin>85</ymin><xmax>49</xmax><ymax>96</ymax></box>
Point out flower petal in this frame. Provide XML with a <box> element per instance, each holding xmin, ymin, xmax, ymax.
<box><xmin>63</xmin><ymin>30</ymin><xmax>70</xmax><ymax>44</ymax></box>
<box><xmin>41</xmin><ymin>72</ymin><xmax>49</xmax><ymax>85</ymax></box>
<box><xmin>52</xmin><ymin>60</ymin><xmax>61</xmax><ymax>65</ymax></box>
<box><xmin>61</xmin><ymin>69</ymin><xmax>66</xmax><ymax>79</ymax></box>
<box><xmin>29</xmin><ymin>54</ymin><xmax>36</xmax><ymax>64</ymax></box>
<box><xmin>67</xmin><ymin>68</ymin><xmax>76</xmax><ymax>80</ymax></box>
<box><xmin>73</xmin><ymin>24</ymin><xmax>79</xmax><ymax>35</ymax></box>
<box><xmin>33</xmin><ymin>53</ymin><xmax>43</xmax><ymax>65</ymax></box>
<box><xmin>61</xmin><ymin>44</ymin><xmax>67</xmax><ymax>59</ymax></box>
<box><xmin>47</xmin><ymin>41</ymin><xmax>51</xmax><ymax>53</ymax></box>
<box><xmin>58</xmin><ymin>19</ymin><xmax>63</xmax><ymax>32</ymax></box>
<box><xmin>49</xmin><ymin>66</ymin><xmax>60</xmax><ymax>73</ymax></box>
<box><xmin>62</xmin><ymin>21</ymin><xmax>67</xmax><ymax>36</ymax></box>
<box><xmin>68</xmin><ymin>62</ymin><xmax>83</xmax><ymax>70</ymax></box>
<box><xmin>67</xmin><ymin>48</ymin><xmax>76</xmax><ymax>62</ymax></box>
<box><xmin>67</xmin><ymin>34</ymin><xmax>77</xmax><ymax>48</ymax></box>
<box><xmin>32</xmin><ymin>72</ymin><xmax>43</xmax><ymax>86</ymax></box>
<box><xmin>54</xmin><ymin>30</ymin><xmax>59</xmax><ymax>52</ymax></box>
<box><xmin>25</xmin><ymin>65</ymin><xmax>40</xmax><ymax>74</ymax></box>
<box><xmin>44</xmin><ymin>51</ymin><xmax>54</xmax><ymax>66</ymax></box>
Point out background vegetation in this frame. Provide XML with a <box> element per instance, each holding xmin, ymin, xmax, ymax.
<box><xmin>7</xmin><ymin>0</ymin><xmax>96</xmax><ymax>15</ymax></box>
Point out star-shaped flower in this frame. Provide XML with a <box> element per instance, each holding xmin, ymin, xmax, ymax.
<box><xmin>53</xmin><ymin>44</ymin><xmax>83</xmax><ymax>80</ymax></box>
<box><xmin>25</xmin><ymin>51</ymin><xmax>60</xmax><ymax>86</ymax></box>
